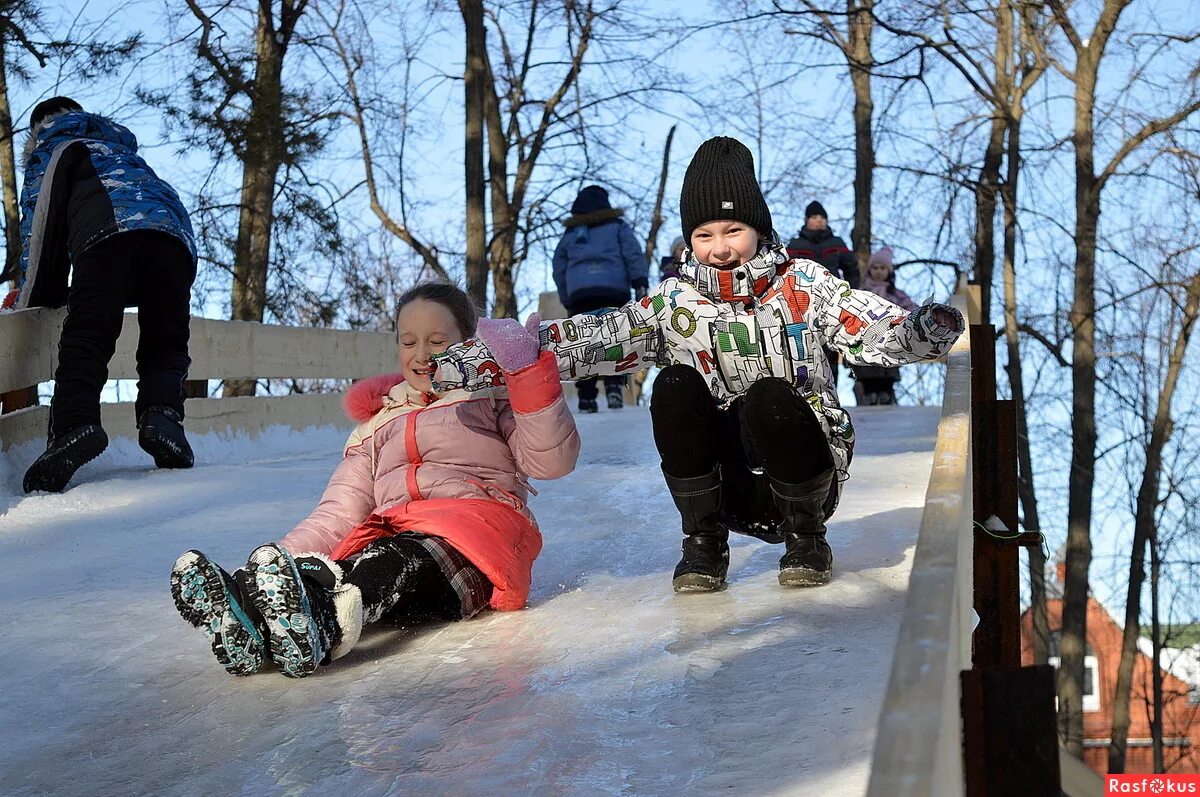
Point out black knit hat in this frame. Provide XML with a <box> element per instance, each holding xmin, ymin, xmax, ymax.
<box><xmin>680</xmin><ymin>137</ymin><xmax>772</xmax><ymax>242</ymax></box>
<box><xmin>804</xmin><ymin>201</ymin><xmax>827</xmax><ymax>220</ymax></box>
<box><xmin>30</xmin><ymin>96</ymin><xmax>82</xmax><ymax>129</ymax></box>
<box><xmin>571</xmin><ymin>185</ymin><xmax>611</xmax><ymax>215</ymax></box>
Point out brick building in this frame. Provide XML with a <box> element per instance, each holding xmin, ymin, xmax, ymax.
<box><xmin>1020</xmin><ymin>594</ymin><xmax>1200</xmax><ymax>775</ymax></box>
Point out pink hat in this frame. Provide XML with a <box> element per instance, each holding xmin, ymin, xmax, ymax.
<box><xmin>869</xmin><ymin>246</ymin><xmax>894</xmax><ymax>268</ymax></box>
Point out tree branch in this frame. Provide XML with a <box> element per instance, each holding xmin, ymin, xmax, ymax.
<box><xmin>1097</xmin><ymin>100</ymin><xmax>1200</xmax><ymax>193</ymax></box>
<box><xmin>1019</xmin><ymin>322</ymin><xmax>1071</xmax><ymax>367</ymax></box>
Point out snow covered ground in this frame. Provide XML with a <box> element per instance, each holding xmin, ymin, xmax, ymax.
<box><xmin>0</xmin><ymin>402</ymin><xmax>940</xmax><ymax>797</ymax></box>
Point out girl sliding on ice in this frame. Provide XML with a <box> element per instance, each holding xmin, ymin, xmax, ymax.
<box><xmin>171</xmin><ymin>282</ymin><xmax>579</xmax><ymax>677</ymax></box>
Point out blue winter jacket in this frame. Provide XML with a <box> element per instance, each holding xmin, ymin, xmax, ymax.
<box><xmin>552</xmin><ymin>209</ymin><xmax>648</xmax><ymax>309</ymax></box>
<box><xmin>15</xmin><ymin>111</ymin><xmax>196</xmax><ymax>308</ymax></box>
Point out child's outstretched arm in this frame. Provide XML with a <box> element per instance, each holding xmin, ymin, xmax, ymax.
<box><xmin>804</xmin><ymin>263</ymin><xmax>964</xmax><ymax>366</ymax></box>
<box><xmin>278</xmin><ymin>443</ymin><xmax>376</xmax><ymax>556</ymax></box>
<box><xmin>433</xmin><ymin>296</ymin><xmax>663</xmax><ymax>392</ymax></box>
<box><xmin>498</xmin><ymin>352</ymin><xmax>581</xmax><ymax>480</ymax></box>
<box><xmin>474</xmin><ymin>315</ymin><xmax>580</xmax><ymax>479</ymax></box>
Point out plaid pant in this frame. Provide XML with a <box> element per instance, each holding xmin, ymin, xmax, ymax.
<box><xmin>346</xmin><ymin>532</ymin><xmax>492</xmax><ymax>623</ymax></box>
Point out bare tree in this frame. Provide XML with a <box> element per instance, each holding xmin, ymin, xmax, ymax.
<box><xmin>145</xmin><ymin>1</ymin><xmax>326</xmax><ymax>395</ymax></box>
<box><xmin>477</xmin><ymin>0</ymin><xmax>596</xmax><ymax>318</ymax></box>
<box><xmin>462</xmin><ymin>0</ymin><xmax>488</xmax><ymax>307</ymax></box>
<box><xmin>1109</xmin><ymin>231</ymin><xmax>1200</xmax><ymax>770</ymax></box>
<box><xmin>0</xmin><ymin>1</ymin><xmax>44</xmax><ymax>286</ymax></box>
<box><xmin>643</xmin><ymin>124</ymin><xmax>675</xmax><ymax>267</ymax></box>
<box><xmin>879</xmin><ymin>0</ymin><xmax>1056</xmax><ymax>662</ymax></box>
<box><xmin>316</xmin><ymin>0</ymin><xmax>450</xmax><ymax>287</ymax></box>
<box><xmin>1039</xmin><ymin>0</ymin><xmax>1200</xmax><ymax>756</ymax></box>
<box><xmin>0</xmin><ymin>1</ymin><xmax>140</xmax><ymax>286</ymax></box>
<box><xmin>327</xmin><ymin>0</ymin><xmax>672</xmax><ymax>319</ymax></box>
<box><xmin>774</xmin><ymin>0</ymin><xmax>877</xmax><ymax>273</ymax></box>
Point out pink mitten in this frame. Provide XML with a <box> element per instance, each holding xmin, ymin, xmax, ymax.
<box><xmin>475</xmin><ymin>313</ymin><xmax>543</xmax><ymax>373</ymax></box>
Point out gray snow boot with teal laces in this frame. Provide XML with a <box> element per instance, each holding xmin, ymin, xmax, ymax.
<box><xmin>171</xmin><ymin>550</ymin><xmax>268</xmax><ymax>676</ymax></box>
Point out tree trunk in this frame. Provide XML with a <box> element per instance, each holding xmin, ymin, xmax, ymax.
<box><xmin>1109</xmin><ymin>270</ymin><xmax>1200</xmax><ymax>772</ymax></box>
<box><xmin>481</xmin><ymin>48</ymin><xmax>516</xmax><ymax>320</ymax></box>
<box><xmin>0</xmin><ymin>39</ymin><xmax>22</xmax><ymax>286</ymax></box>
<box><xmin>847</xmin><ymin>0</ymin><xmax>873</xmax><ymax>275</ymax></box>
<box><xmin>644</xmin><ymin>125</ymin><xmax>676</xmax><ymax>267</ymax></box>
<box><xmin>974</xmin><ymin>0</ymin><xmax>1012</xmax><ymax>328</ymax></box>
<box><xmin>1059</xmin><ymin>50</ymin><xmax>1101</xmax><ymax>758</ymax></box>
<box><xmin>1002</xmin><ymin>113</ymin><xmax>1048</xmax><ymax>665</ymax></box>
<box><xmin>461</xmin><ymin>0</ymin><xmax>488</xmax><ymax>310</ymax></box>
<box><xmin>225</xmin><ymin>3</ymin><xmax>289</xmax><ymax>397</ymax></box>
<box><xmin>1150</xmin><ymin>532</ymin><xmax>1164</xmax><ymax>772</ymax></box>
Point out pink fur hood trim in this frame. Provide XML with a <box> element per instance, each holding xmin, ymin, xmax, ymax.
<box><xmin>342</xmin><ymin>372</ymin><xmax>406</xmax><ymax>422</ymax></box>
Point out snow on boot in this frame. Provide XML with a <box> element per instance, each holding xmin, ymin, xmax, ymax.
<box><xmin>171</xmin><ymin>550</ymin><xmax>268</xmax><ymax>676</ymax></box>
<box><xmin>23</xmin><ymin>424</ymin><xmax>108</xmax><ymax>493</ymax></box>
<box><xmin>138</xmin><ymin>406</ymin><xmax>194</xmax><ymax>469</ymax></box>
<box><xmin>606</xmin><ymin>385</ymin><xmax>624</xmax><ymax>410</ymax></box>
<box><xmin>246</xmin><ymin>545</ymin><xmax>361</xmax><ymax>678</ymax></box>
<box><xmin>664</xmin><ymin>466</ymin><xmax>729</xmax><ymax>592</ymax></box>
<box><xmin>773</xmin><ymin>470</ymin><xmax>835</xmax><ymax>587</ymax></box>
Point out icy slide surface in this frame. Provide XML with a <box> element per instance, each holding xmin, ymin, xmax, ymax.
<box><xmin>0</xmin><ymin>404</ymin><xmax>939</xmax><ymax>797</ymax></box>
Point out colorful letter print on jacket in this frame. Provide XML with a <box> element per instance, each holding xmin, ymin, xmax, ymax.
<box><xmin>434</xmin><ymin>243</ymin><xmax>963</xmax><ymax>510</ymax></box>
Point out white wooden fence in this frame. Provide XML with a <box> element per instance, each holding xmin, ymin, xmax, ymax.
<box><xmin>0</xmin><ymin>307</ymin><xmax>396</xmax><ymax>451</ymax></box>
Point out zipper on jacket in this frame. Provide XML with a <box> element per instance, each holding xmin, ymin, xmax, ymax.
<box><xmin>404</xmin><ymin>408</ymin><xmax>424</xmax><ymax>501</ymax></box>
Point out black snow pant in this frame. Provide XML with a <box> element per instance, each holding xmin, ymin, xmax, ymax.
<box><xmin>344</xmin><ymin>535</ymin><xmax>492</xmax><ymax>625</ymax></box>
<box><xmin>50</xmin><ymin>230</ymin><xmax>196</xmax><ymax>438</ymax></box>
<box><xmin>567</xmin><ymin>294</ymin><xmax>629</xmax><ymax>401</ymax></box>
<box><xmin>649</xmin><ymin>364</ymin><xmax>837</xmax><ymax>530</ymax></box>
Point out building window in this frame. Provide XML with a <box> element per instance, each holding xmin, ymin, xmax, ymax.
<box><xmin>1048</xmin><ymin>632</ymin><xmax>1101</xmax><ymax>713</ymax></box>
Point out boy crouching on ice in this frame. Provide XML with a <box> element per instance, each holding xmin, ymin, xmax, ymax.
<box><xmin>433</xmin><ymin>137</ymin><xmax>963</xmax><ymax>592</ymax></box>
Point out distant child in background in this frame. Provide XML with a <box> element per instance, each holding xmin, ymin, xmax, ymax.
<box><xmin>171</xmin><ymin>282</ymin><xmax>579</xmax><ymax>679</ymax></box>
<box><xmin>552</xmin><ymin>184</ymin><xmax>649</xmax><ymax>412</ymax></box>
<box><xmin>659</xmin><ymin>236</ymin><xmax>687</xmax><ymax>282</ymax></box>
<box><xmin>432</xmin><ymin>137</ymin><xmax>963</xmax><ymax>593</ymax></box>
<box><xmin>853</xmin><ymin>246</ymin><xmax>919</xmax><ymax>406</ymax></box>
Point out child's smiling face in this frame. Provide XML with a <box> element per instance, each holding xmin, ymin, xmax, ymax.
<box><xmin>396</xmin><ymin>299</ymin><xmax>465</xmax><ymax>393</ymax></box>
<box><xmin>868</xmin><ymin>261</ymin><xmax>890</xmax><ymax>282</ymax></box>
<box><xmin>689</xmin><ymin>220</ymin><xmax>759</xmax><ymax>270</ymax></box>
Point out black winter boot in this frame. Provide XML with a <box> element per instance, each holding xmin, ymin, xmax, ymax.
<box><xmin>138</xmin><ymin>406</ymin><xmax>194</xmax><ymax>469</ymax></box>
<box><xmin>664</xmin><ymin>467</ymin><xmax>729</xmax><ymax>592</ymax></box>
<box><xmin>23</xmin><ymin>425</ymin><xmax>109</xmax><ymax>493</ymax></box>
<box><xmin>772</xmin><ymin>470</ymin><xmax>835</xmax><ymax>587</ymax></box>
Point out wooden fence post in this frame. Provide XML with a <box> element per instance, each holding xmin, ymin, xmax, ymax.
<box><xmin>964</xmin><ymin>319</ymin><xmax>1060</xmax><ymax>796</ymax></box>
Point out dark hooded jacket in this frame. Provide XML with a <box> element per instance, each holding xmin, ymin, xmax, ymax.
<box><xmin>552</xmin><ymin>208</ymin><xmax>648</xmax><ymax>309</ymax></box>
<box><xmin>785</xmin><ymin>227</ymin><xmax>860</xmax><ymax>288</ymax></box>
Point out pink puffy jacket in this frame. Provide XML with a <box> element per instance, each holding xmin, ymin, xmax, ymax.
<box><xmin>278</xmin><ymin>351</ymin><xmax>580</xmax><ymax>610</ymax></box>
